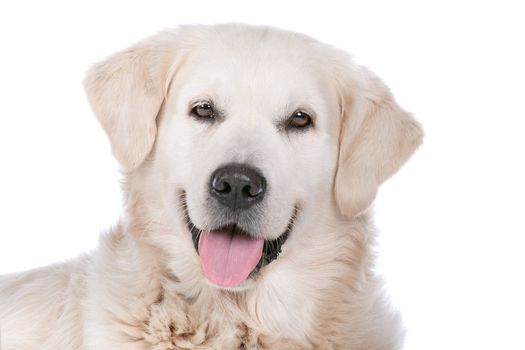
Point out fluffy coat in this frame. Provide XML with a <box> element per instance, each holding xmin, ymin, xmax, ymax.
<box><xmin>0</xmin><ymin>24</ymin><xmax>422</xmax><ymax>349</ymax></box>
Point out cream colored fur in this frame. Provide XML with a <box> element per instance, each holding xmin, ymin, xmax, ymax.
<box><xmin>0</xmin><ymin>24</ymin><xmax>422</xmax><ymax>349</ymax></box>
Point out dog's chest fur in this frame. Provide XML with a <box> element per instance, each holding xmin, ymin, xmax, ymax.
<box><xmin>141</xmin><ymin>292</ymin><xmax>304</xmax><ymax>349</ymax></box>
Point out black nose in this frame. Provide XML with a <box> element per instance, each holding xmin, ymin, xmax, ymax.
<box><xmin>210</xmin><ymin>164</ymin><xmax>266</xmax><ymax>211</ymax></box>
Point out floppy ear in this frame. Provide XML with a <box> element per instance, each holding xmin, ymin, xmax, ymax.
<box><xmin>84</xmin><ymin>32</ymin><xmax>180</xmax><ymax>171</ymax></box>
<box><xmin>334</xmin><ymin>66</ymin><xmax>423</xmax><ymax>217</ymax></box>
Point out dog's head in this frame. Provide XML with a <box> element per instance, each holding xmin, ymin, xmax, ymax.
<box><xmin>85</xmin><ymin>24</ymin><xmax>422</xmax><ymax>291</ymax></box>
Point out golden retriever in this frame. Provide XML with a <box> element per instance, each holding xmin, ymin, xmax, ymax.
<box><xmin>0</xmin><ymin>24</ymin><xmax>422</xmax><ymax>349</ymax></box>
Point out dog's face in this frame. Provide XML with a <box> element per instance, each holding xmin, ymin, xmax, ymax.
<box><xmin>85</xmin><ymin>25</ymin><xmax>422</xmax><ymax>291</ymax></box>
<box><xmin>155</xmin><ymin>33</ymin><xmax>341</xmax><ymax>288</ymax></box>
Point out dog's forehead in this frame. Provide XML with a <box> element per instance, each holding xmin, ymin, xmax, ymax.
<box><xmin>174</xmin><ymin>31</ymin><xmax>333</xmax><ymax>117</ymax></box>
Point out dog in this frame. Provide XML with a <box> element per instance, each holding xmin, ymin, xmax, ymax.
<box><xmin>0</xmin><ymin>24</ymin><xmax>422</xmax><ymax>349</ymax></box>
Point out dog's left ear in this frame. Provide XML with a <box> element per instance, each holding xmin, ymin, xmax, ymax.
<box><xmin>84</xmin><ymin>31</ymin><xmax>180</xmax><ymax>171</ymax></box>
<box><xmin>334</xmin><ymin>64</ymin><xmax>423</xmax><ymax>217</ymax></box>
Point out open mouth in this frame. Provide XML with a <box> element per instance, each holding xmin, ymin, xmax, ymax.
<box><xmin>182</xmin><ymin>194</ymin><xmax>297</xmax><ymax>288</ymax></box>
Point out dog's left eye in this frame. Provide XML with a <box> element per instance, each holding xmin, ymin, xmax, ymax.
<box><xmin>191</xmin><ymin>103</ymin><xmax>215</xmax><ymax>120</ymax></box>
<box><xmin>288</xmin><ymin>111</ymin><xmax>313</xmax><ymax>129</ymax></box>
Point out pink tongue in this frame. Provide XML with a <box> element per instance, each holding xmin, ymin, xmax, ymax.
<box><xmin>199</xmin><ymin>229</ymin><xmax>264</xmax><ymax>287</ymax></box>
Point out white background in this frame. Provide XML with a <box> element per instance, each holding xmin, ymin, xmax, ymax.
<box><xmin>0</xmin><ymin>1</ymin><xmax>524</xmax><ymax>349</ymax></box>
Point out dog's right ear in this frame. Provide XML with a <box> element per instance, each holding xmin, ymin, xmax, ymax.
<box><xmin>84</xmin><ymin>31</ymin><xmax>181</xmax><ymax>171</ymax></box>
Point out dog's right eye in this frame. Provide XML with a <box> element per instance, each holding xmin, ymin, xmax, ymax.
<box><xmin>191</xmin><ymin>103</ymin><xmax>215</xmax><ymax>120</ymax></box>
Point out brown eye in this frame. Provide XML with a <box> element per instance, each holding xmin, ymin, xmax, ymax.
<box><xmin>288</xmin><ymin>111</ymin><xmax>313</xmax><ymax>129</ymax></box>
<box><xmin>191</xmin><ymin>103</ymin><xmax>214</xmax><ymax>120</ymax></box>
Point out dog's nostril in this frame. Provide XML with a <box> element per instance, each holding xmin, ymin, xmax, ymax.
<box><xmin>243</xmin><ymin>185</ymin><xmax>262</xmax><ymax>198</ymax></box>
<box><xmin>212</xmin><ymin>178</ymin><xmax>231</xmax><ymax>194</ymax></box>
